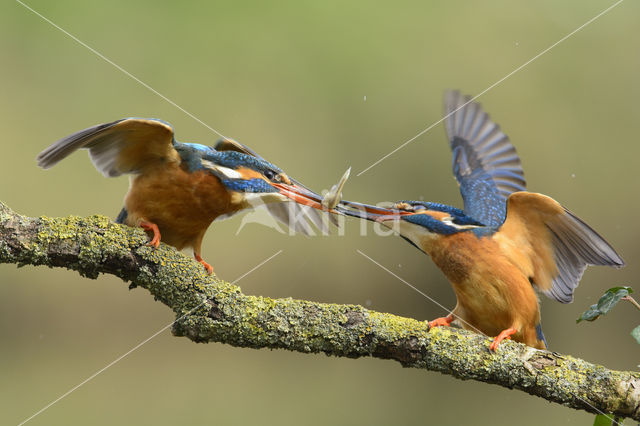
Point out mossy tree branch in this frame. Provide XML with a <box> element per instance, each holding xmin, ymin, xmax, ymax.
<box><xmin>1</xmin><ymin>201</ymin><xmax>638</xmax><ymax>420</ymax></box>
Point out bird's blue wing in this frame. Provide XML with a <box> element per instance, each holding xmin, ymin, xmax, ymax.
<box><xmin>444</xmin><ymin>90</ymin><xmax>526</xmax><ymax>227</ymax></box>
<box><xmin>37</xmin><ymin>118</ymin><xmax>178</xmax><ymax>177</ymax></box>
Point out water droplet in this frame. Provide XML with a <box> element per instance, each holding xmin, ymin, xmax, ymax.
<box><xmin>363</xmin><ymin>95</ymin><xmax>367</xmax><ymax>101</ymax></box>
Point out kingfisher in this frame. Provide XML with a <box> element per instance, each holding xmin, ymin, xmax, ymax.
<box><xmin>332</xmin><ymin>91</ymin><xmax>625</xmax><ymax>350</ymax></box>
<box><xmin>37</xmin><ymin>118</ymin><xmax>332</xmax><ymax>274</ymax></box>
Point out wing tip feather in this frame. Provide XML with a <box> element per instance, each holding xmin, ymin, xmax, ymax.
<box><xmin>546</xmin><ymin>208</ymin><xmax>624</xmax><ymax>303</ymax></box>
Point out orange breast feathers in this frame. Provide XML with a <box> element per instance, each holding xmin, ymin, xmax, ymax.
<box><xmin>425</xmin><ymin>230</ymin><xmax>542</xmax><ymax>346</ymax></box>
<box><xmin>123</xmin><ymin>163</ymin><xmax>235</xmax><ymax>251</ymax></box>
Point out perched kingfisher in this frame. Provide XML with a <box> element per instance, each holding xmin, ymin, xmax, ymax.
<box><xmin>37</xmin><ymin>118</ymin><xmax>332</xmax><ymax>274</ymax></box>
<box><xmin>332</xmin><ymin>91</ymin><xmax>625</xmax><ymax>350</ymax></box>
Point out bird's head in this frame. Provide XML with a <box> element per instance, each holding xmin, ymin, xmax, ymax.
<box><xmin>334</xmin><ymin>199</ymin><xmax>484</xmax><ymax>248</ymax></box>
<box><xmin>189</xmin><ymin>146</ymin><xmax>328</xmax><ymax>211</ymax></box>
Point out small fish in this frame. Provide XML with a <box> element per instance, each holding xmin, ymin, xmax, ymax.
<box><xmin>322</xmin><ymin>167</ymin><xmax>351</xmax><ymax>209</ymax></box>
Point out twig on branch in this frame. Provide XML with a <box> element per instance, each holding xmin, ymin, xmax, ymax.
<box><xmin>623</xmin><ymin>295</ymin><xmax>640</xmax><ymax>312</ymax></box>
<box><xmin>0</xmin><ymin>201</ymin><xmax>638</xmax><ymax>420</ymax></box>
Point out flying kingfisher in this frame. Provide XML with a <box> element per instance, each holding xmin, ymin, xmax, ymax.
<box><xmin>37</xmin><ymin>118</ymin><xmax>332</xmax><ymax>274</ymax></box>
<box><xmin>331</xmin><ymin>91</ymin><xmax>625</xmax><ymax>350</ymax></box>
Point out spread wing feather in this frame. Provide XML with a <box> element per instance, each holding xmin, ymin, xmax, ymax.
<box><xmin>498</xmin><ymin>192</ymin><xmax>624</xmax><ymax>303</ymax></box>
<box><xmin>37</xmin><ymin>118</ymin><xmax>178</xmax><ymax>177</ymax></box>
<box><xmin>444</xmin><ymin>91</ymin><xmax>526</xmax><ymax>227</ymax></box>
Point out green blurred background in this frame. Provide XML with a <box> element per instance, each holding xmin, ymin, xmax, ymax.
<box><xmin>1</xmin><ymin>0</ymin><xmax>639</xmax><ymax>424</ymax></box>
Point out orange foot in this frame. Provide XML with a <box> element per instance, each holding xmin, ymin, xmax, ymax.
<box><xmin>428</xmin><ymin>314</ymin><xmax>454</xmax><ymax>330</ymax></box>
<box><xmin>140</xmin><ymin>221</ymin><xmax>161</xmax><ymax>248</ymax></box>
<box><xmin>194</xmin><ymin>253</ymin><xmax>214</xmax><ymax>275</ymax></box>
<box><xmin>489</xmin><ymin>327</ymin><xmax>518</xmax><ymax>352</ymax></box>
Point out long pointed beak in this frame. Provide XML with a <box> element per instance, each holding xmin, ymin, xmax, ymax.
<box><xmin>332</xmin><ymin>199</ymin><xmax>415</xmax><ymax>222</ymax></box>
<box><xmin>272</xmin><ymin>182</ymin><xmax>415</xmax><ymax>223</ymax></box>
<box><xmin>272</xmin><ymin>182</ymin><xmax>334</xmax><ymax>212</ymax></box>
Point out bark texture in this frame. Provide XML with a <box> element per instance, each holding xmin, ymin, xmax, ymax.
<box><xmin>0</xmin><ymin>201</ymin><xmax>638</xmax><ymax>420</ymax></box>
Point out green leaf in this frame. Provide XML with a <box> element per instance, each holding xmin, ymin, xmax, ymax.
<box><xmin>592</xmin><ymin>413</ymin><xmax>615</xmax><ymax>426</ymax></box>
<box><xmin>631</xmin><ymin>325</ymin><xmax>640</xmax><ymax>344</ymax></box>
<box><xmin>577</xmin><ymin>304</ymin><xmax>602</xmax><ymax>323</ymax></box>
<box><xmin>577</xmin><ymin>286</ymin><xmax>633</xmax><ymax>323</ymax></box>
<box><xmin>597</xmin><ymin>287</ymin><xmax>632</xmax><ymax>313</ymax></box>
<box><xmin>605</xmin><ymin>286</ymin><xmax>633</xmax><ymax>295</ymax></box>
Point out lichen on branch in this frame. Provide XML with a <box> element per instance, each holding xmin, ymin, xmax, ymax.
<box><xmin>0</xmin><ymin>201</ymin><xmax>638</xmax><ymax>421</ymax></box>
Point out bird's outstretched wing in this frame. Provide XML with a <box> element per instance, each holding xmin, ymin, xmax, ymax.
<box><xmin>37</xmin><ymin>118</ymin><xmax>179</xmax><ymax>177</ymax></box>
<box><xmin>444</xmin><ymin>91</ymin><xmax>526</xmax><ymax>227</ymax></box>
<box><xmin>497</xmin><ymin>192</ymin><xmax>624</xmax><ymax>303</ymax></box>
<box><xmin>214</xmin><ymin>137</ymin><xmax>337</xmax><ymax>235</ymax></box>
<box><xmin>214</xmin><ymin>137</ymin><xmax>262</xmax><ymax>158</ymax></box>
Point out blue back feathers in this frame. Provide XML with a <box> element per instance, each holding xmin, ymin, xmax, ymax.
<box><xmin>456</xmin><ymin>170</ymin><xmax>509</xmax><ymax>228</ymax></box>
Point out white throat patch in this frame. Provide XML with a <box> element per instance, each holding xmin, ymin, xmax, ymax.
<box><xmin>201</xmin><ymin>159</ymin><xmax>242</xmax><ymax>179</ymax></box>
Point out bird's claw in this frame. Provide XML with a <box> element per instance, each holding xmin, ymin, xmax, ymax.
<box><xmin>140</xmin><ymin>221</ymin><xmax>161</xmax><ymax>248</ymax></box>
<box><xmin>427</xmin><ymin>314</ymin><xmax>454</xmax><ymax>330</ymax></box>
<box><xmin>195</xmin><ymin>254</ymin><xmax>214</xmax><ymax>275</ymax></box>
<box><xmin>489</xmin><ymin>327</ymin><xmax>517</xmax><ymax>352</ymax></box>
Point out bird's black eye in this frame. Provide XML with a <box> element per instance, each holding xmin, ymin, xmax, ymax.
<box><xmin>264</xmin><ymin>170</ymin><xmax>278</xmax><ymax>181</ymax></box>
